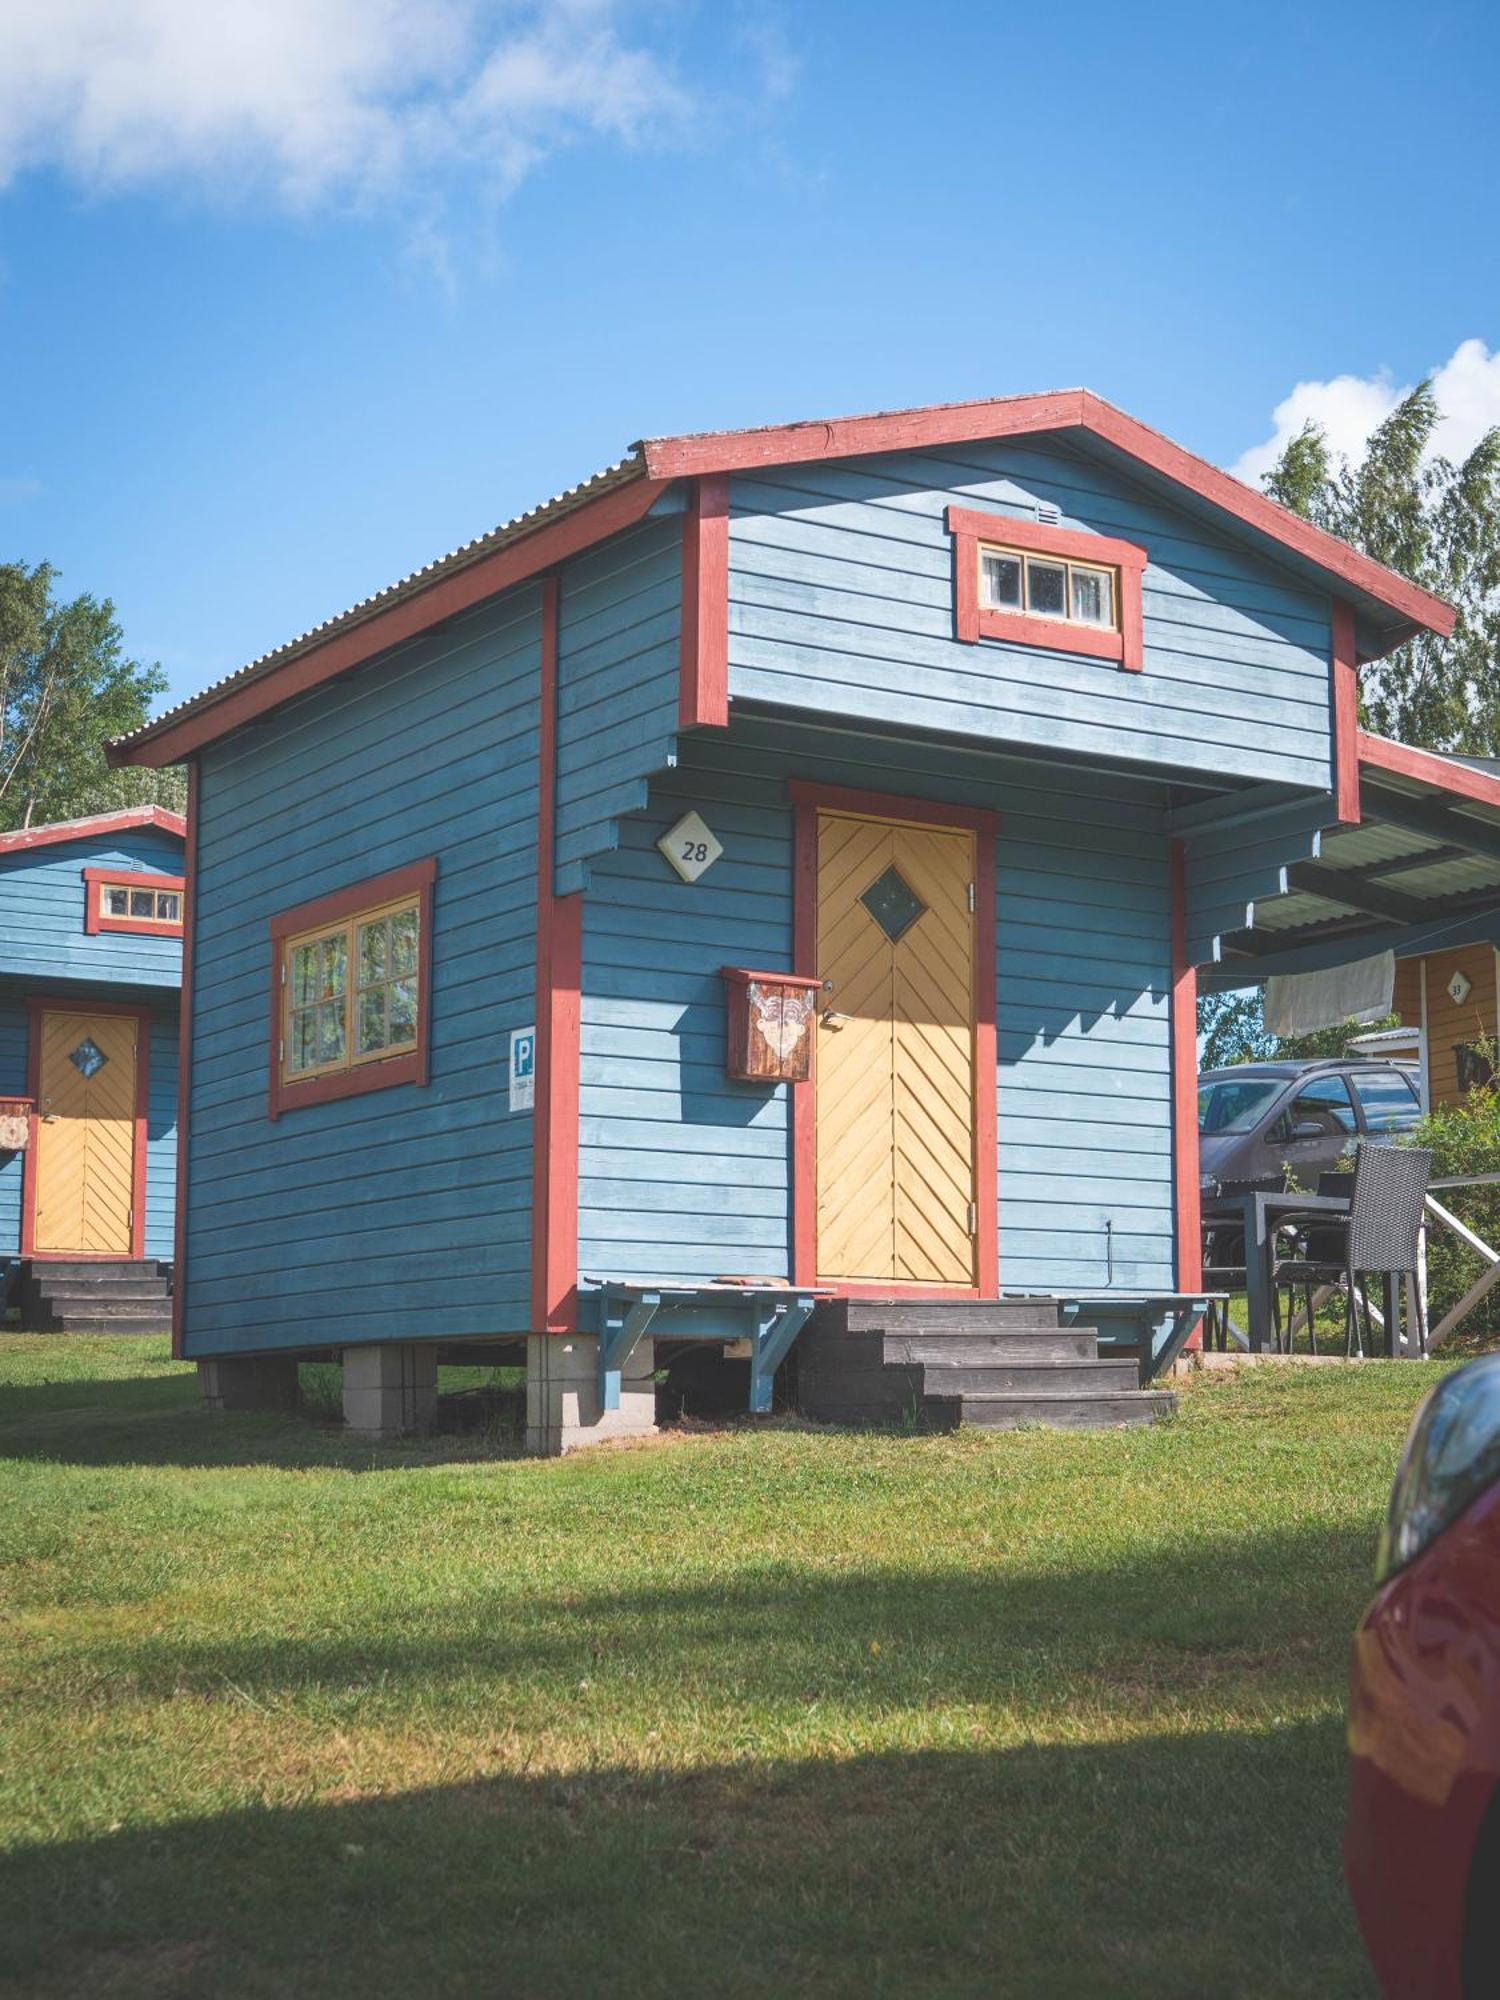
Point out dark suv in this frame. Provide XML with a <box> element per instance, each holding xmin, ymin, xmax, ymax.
<box><xmin>1198</xmin><ymin>1057</ymin><xmax>1423</xmax><ymax>1195</ymax></box>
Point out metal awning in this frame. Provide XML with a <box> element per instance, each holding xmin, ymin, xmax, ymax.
<box><xmin>1206</xmin><ymin>736</ymin><xmax>1500</xmax><ymax>983</ymax></box>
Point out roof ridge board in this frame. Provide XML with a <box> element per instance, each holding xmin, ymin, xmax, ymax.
<box><xmin>0</xmin><ymin>804</ymin><xmax>187</xmax><ymax>853</ymax></box>
<box><xmin>638</xmin><ymin>388</ymin><xmax>1454</xmax><ymax>643</ymax></box>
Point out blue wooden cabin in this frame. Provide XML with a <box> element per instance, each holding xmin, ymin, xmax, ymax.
<box><xmin>0</xmin><ymin>807</ymin><xmax>184</xmax><ymax>1334</ymax></box>
<box><xmin>109</xmin><ymin>391</ymin><xmax>1472</xmax><ymax>1448</ymax></box>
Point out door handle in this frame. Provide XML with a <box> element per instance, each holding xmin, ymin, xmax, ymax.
<box><xmin>821</xmin><ymin>1010</ymin><xmax>851</xmax><ymax>1029</ymax></box>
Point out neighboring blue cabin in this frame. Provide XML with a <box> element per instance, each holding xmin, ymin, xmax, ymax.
<box><xmin>111</xmin><ymin>391</ymin><xmax>1467</xmax><ymax>1450</ymax></box>
<box><xmin>0</xmin><ymin>807</ymin><xmax>184</xmax><ymax>1279</ymax></box>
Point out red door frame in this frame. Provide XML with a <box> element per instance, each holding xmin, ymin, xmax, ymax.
<box><xmin>22</xmin><ymin>996</ymin><xmax>152</xmax><ymax>1261</ymax></box>
<box><xmin>789</xmin><ymin>781</ymin><xmax>1000</xmax><ymax>1298</ymax></box>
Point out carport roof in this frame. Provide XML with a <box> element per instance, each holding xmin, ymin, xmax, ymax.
<box><xmin>1215</xmin><ymin>734</ymin><xmax>1500</xmax><ymax>976</ymax></box>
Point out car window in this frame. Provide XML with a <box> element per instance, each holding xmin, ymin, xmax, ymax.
<box><xmin>1198</xmin><ymin>1077</ymin><xmax>1284</xmax><ymax>1133</ymax></box>
<box><xmin>1278</xmin><ymin>1074</ymin><xmax>1358</xmax><ymax>1137</ymax></box>
<box><xmin>1351</xmin><ymin>1068</ymin><xmax>1422</xmax><ymax>1133</ymax></box>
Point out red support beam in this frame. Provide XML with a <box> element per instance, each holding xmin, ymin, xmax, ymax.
<box><xmin>173</xmin><ymin>760</ymin><xmax>198</xmax><ymax>1358</ymax></box>
<box><xmin>1333</xmin><ymin>601</ymin><xmax>1361</xmax><ymax>824</ymax></box>
<box><xmin>679</xmin><ymin>474</ymin><xmax>730</xmax><ymax>729</ymax></box>
<box><xmin>531</xmin><ymin>577</ymin><xmax>580</xmax><ymax>1334</ymax></box>
<box><xmin>1170</xmin><ymin>839</ymin><xmax>1202</xmax><ymax>1292</ymax></box>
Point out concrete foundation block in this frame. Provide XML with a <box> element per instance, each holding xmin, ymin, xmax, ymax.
<box><xmin>526</xmin><ymin>1333</ymin><xmax>657</xmax><ymax>1456</ymax></box>
<box><xmin>342</xmin><ymin>1343</ymin><xmax>438</xmax><ymax>1437</ymax></box>
<box><xmin>198</xmin><ymin>1355</ymin><xmax>302</xmax><ymax>1414</ymax></box>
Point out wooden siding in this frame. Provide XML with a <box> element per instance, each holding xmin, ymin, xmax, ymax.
<box><xmin>578</xmin><ymin>715</ymin><xmax>1176</xmax><ymax>1296</ymax></box>
<box><xmin>1182</xmin><ymin>798</ymin><xmax>1332</xmax><ymax>967</ymax></box>
<box><xmin>1408</xmin><ymin>947</ymin><xmax>1499</xmax><ymax>1106</ymax></box>
<box><xmin>1392</xmin><ymin>955</ymin><xmax>1423</xmax><ymax>1029</ymax></box>
<box><xmin>183</xmin><ymin>588</ymin><xmax>542</xmax><ymax>1354</ymax></box>
<box><xmin>726</xmin><ymin>438</ymin><xmax>1334</xmax><ymax>793</ymax></box>
<box><xmin>0</xmin><ymin>986</ymin><xmax>176</xmax><ymax>1261</ymax></box>
<box><xmin>554</xmin><ymin>512</ymin><xmax>682</xmax><ymax>895</ymax></box>
<box><xmin>0</xmin><ymin>827</ymin><xmax>184</xmax><ymax>988</ymax></box>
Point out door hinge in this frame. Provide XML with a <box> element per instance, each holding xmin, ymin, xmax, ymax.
<box><xmin>967</xmin><ymin>1201</ymin><xmax>978</xmax><ymax>1236</ymax></box>
<box><xmin>966</xmin><ymin>882</ymin><xmax>976</xmax><ymax>913</ymax></box>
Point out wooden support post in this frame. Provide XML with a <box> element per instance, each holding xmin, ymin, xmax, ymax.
<box><xmin>597</xmin><ymin>1290</ymin><xmax>661</xmax><ymax>1411</ymax></box>
<box><xmin>748</xmin><ymin>1294</ymin><xmax>817</xmax><ymax>1413</ymax></box>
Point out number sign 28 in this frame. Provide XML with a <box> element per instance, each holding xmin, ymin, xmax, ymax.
<box><xmin>657</xmin><ymin>811</ymin><xmax>724</xmax><ymax>884</ymax></box>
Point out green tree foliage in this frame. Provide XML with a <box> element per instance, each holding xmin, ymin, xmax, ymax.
<box><xmin>0</xmin><ymin>561</ymin><xmax>184</xmax><ymax>833</ymax></box>
<box><xmin>1265</xmin><ymin>382</ymin><xmax>1500</xmax><ymax>750</ymax></box>
<box><xmin>1198</xmin><ymin>988</ymin><xmax>1396</xmax><ymax>1070</ymax></box>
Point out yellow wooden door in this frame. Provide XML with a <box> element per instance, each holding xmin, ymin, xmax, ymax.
<box><xmin>33</xmin><ymin>1010</ymin><xmax>138</xmax><ymax>1255</ymax></box>
<box><xmin>814</xmin><ymin>811</ymin><xmax>977</xmax><ymax>1285</ymax></box>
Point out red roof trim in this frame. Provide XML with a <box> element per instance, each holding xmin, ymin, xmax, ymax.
<box><xmin>112</xmin><ymin>474</ymin><xmax>668</xmax><ymax>768</ymax></box>
<box><xmin>0</xmin><ymin>805</ymin><xmax>187</xmax><ymax>854</ymax></box>
<box><xmin>1358</xmin><ymin>731</ymin><xmax>1500</xmax><ymax>811</ymax></box>
<box><xmin>110</xmin><ymin>391</ymin><xmax>1457</xmax><ymax>774</ymax></box>
<box><xmin>641</xmin><ymin>390</ymin><xmax>1455</xmax><ymax>647</ymax></box>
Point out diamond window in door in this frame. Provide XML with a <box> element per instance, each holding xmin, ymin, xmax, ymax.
<box><xmin>860</xmin><ymin>865</ymin><xmax>927</xmax><ymax>944</ymax></box>
<box><xmin>68</xmin><ymin>1036</ymin><xmax>109</xmax><ymax>1079</ymax></box>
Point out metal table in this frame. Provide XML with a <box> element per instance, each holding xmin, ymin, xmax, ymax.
<box><xmin>1204</xmin><ymin>1190</ymin><xmax>1351</xmax><ymax>1352</ymax></box>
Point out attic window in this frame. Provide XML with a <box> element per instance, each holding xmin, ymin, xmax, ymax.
<box><xmin>267</xmin><ymin>857</ymin><xmax>436</xmax><ymax>1118</ymax></box>
<box><xmin>83</xmin><ymin>867</ymin><xmax>185</xmax><ymax>936</ymax></box>
<box><xmin>946</xmin><ymin>505</ymin><xmax>1147</xmax><ymax>672</ymax></box>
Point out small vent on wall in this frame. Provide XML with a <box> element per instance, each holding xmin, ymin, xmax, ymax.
<box><xmin>1035</xmin><ymin>501</ymin><xmax>1061</xmax><ymax>526</ymax></box>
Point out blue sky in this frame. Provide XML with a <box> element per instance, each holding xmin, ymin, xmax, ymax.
<box><xmin>2</xmin><ymin>0</ymin><xmax>1497</xmax><ymax>708</ymax></box>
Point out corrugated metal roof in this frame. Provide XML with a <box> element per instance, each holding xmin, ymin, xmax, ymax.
<box><xmin>110</xmin><ymin>452</ymin><xmax>646</xmax><ymax>752</ymax></box>
<box><xmin>1316</xmin><ymin>821</ymin><xmax>1447</xmax><ymax>868</ymax></box>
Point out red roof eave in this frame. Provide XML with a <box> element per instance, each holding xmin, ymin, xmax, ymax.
<box><xmin>639</xmin><ymin>389</ymin><xmax>1456</xmax><ymax>652</ymax></box>
<box><xmin>1358</xmin><ymin>732</ymin><xmax>1500</xmax><ymax>813</ymax></box>
<box><xmin>0</xmin><ymin>805</ymin><xmax>188</xmax><ymax>854</ymax></box>
<box><xmin>110</xmin><ymin>389</ymin><xmax>1457</xmax><ymax>771</ymax></box>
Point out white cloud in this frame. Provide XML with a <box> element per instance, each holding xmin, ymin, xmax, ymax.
<box><xmin>1233</xmin><ymin>338</ymin><xmax>1500</xmax><ymax>486</ymax></box>
<box><xmin>0</xmin><ymin>0</ymin><xmax>689</xmax><ymax>209</ymax></box>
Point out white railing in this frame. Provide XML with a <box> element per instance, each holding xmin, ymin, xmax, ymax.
<box><xmin>1425</xmin><ymin>1174</ymin><xmax>1500</xmax><ymax>1348</ymax></box>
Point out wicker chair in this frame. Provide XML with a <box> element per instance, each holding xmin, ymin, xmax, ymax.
<box><xmin>1273</xmin><ymin>1145</ymin><xmax>1432</xmax><ymax>1358</ymax></box>
<box><xmin>1272</xmin><ymin>1170</ymin><xmax>1353</xmax><ymax>1355</ymax></box>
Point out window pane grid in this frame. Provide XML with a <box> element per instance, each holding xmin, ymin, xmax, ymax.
<box><xmin>282</xmin><ymin>896</ymin><xmax>421</xmax><ymax>1082</ymax></box>
<box><xmin>978</xmin><ymin>544</ymin><xmax>1121</xmax><ymax>634</ymax></box>
<box><xmin>102</xmin><ymin>882</ymin><xmax>182</xmax><ymax>923</ymax></box>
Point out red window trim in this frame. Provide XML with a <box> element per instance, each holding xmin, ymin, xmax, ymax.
<box><xmin>945</xmin><ymin>504</ymin><xmax>1146</xmax><ymax>672</ymax></box>
<box><xmin>83</xmin><ymin>866</ymin><xmax>186</xmax><ymax>936</ymax></box>
<box><xmin>22</xmin><ymin>996</ymin><xmax>151</xmax><ymax>1261</ymax></box>
<box><xmin>266</xmin><ymin>857</ymin><xmax>436</xmax><ymax>1120</ymax></box>
<box><xmin>788</xmin><ymin>781</ymin><xmax>999</xmax><ymax>1298</ymax></box>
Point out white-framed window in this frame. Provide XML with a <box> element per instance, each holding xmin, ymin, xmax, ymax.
<box><xmin>103</xmin><ymin>883</ymin><xmax>182</xmax><ymax>925</ymax></box>
<box><xmin>980</xmin><ymin>545</ymin><xmax>1118</xmax><ymax>632</ymax></box>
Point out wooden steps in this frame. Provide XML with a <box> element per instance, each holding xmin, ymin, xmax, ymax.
<box><xmin>16</xmin><ymin>1259</ymin><xmax>173</xmax><ymax>1335</ymax></box>
<box><xmin>797</xmin><ymin>1298</ymin><xmax>1176</xmax><ymax>1432</ymax></box>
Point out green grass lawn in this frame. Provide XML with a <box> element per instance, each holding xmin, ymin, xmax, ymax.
<box><xmin>0</xmin><ymin>1336</ymin><xmax>1449</xmax><ymax>1998</ymax></box>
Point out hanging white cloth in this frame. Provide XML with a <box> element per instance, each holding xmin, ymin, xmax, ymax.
<box><xmin>1264</xmin><ymin>949</ymin><xmax>1396</xmax><ymax>1039</ymax></box>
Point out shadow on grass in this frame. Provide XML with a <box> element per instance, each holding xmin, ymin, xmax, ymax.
<box><xmin>0</xmin><ymin>1726</ymin><xmax>1373</xmax><ymax>2000</ymax></box>
<box><xmin>42</xmin><ymin>1517</ymin><xmax>1380</xmax><ymax>1713</ymax></box>
<box><xmin>0</xmin><ymin>1369</ymin><xmax>522</xmax><ymax>1471</ymax></box>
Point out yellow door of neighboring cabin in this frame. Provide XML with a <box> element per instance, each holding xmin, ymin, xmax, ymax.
<box><xmin>814</xmin><ymin>810</ymin><xmax>978</xmax><ymax>1286</ymax></box>
<box><xmin>32</xmin><ymin>1009</ymin><xmax>138</xmax><ymax>1255</ymax></box>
